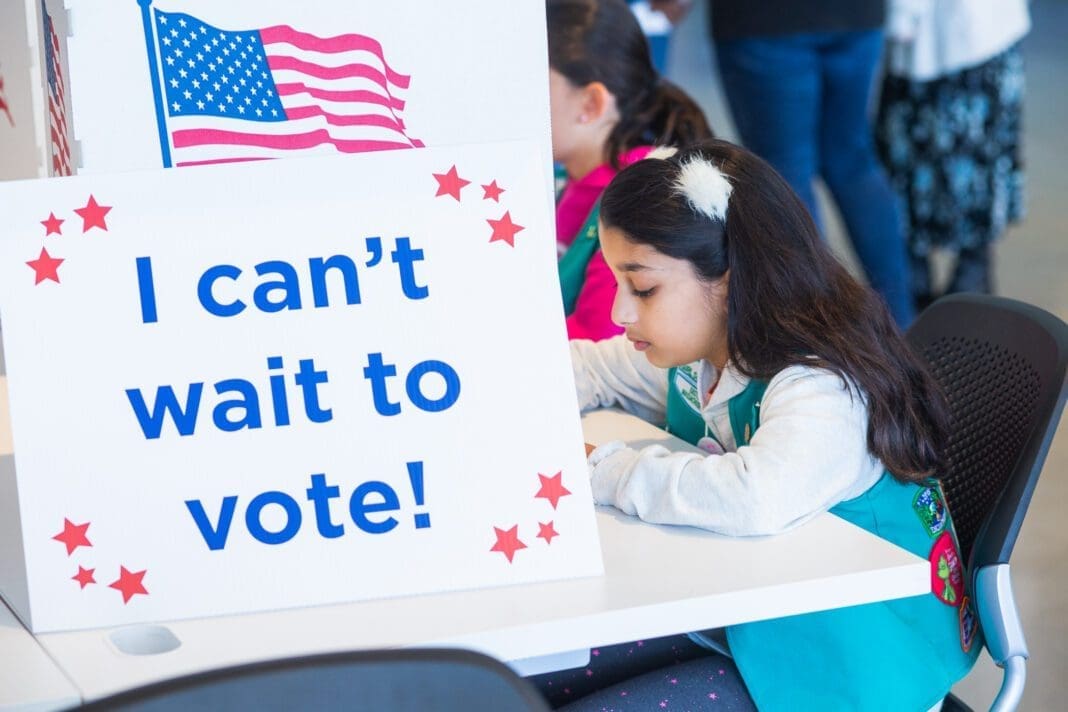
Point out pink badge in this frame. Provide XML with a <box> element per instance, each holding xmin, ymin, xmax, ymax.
<box><xmin>929</xmin><ymin>531</ymin><xmax>964</xmax><ymax>606</ymax></box>
<box><xmin>697</xmin><ymin>436</ymin><xmax>725</xmax><ymax>455</ymax></box>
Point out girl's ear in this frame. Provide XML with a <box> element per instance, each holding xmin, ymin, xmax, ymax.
<box><xmin>579</xmin><ymin>81</ymin><xmax>617</xmax><ymax>124</ymax></box>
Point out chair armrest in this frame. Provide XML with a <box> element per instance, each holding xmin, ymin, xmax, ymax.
<box><xmin>975</xmin><ymin>564</ymin><xmax>1029</xmax><ymax>663</ymax></box>
<box><xmin>975</xmin><ymin>564</ymin><xmax>1029</xmax><ymax>712</ymax></box>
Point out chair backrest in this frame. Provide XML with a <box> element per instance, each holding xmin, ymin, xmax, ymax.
<box><xmin>906</xmin><ymin>293</ymin><xmax>1068</xmax><ymax>571</ymax></box>
<box><xmin>77</xmin><ymin>648</ymin><xmax>551</xmax><ymax>711</ymax></box>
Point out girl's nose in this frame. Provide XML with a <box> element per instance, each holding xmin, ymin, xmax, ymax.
<box><xmin>611</xmin><ymin>289</ymin><xmax>635</xmax><ymax>327</ymax></box>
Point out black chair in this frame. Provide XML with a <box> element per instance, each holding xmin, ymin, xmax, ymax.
<box><xmin>76</xmin><ymin>648</ymin><xmax>551</xmax><ymax>711</ymax></box>
<box><xmin>906</xmin><ymin>294</ymin><xmax>1068</xmax><ymax>712</ymax></box>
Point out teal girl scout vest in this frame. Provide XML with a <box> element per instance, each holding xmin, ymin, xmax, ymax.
<box><xmin>665</xmin><ymin>366</ymin><xmax>981</xmax><ymax>711</ymax></box>
<box><xmin>558</xmin><ymin>204</ymin><xmax>601</xmax><ymax>316</ymax></box>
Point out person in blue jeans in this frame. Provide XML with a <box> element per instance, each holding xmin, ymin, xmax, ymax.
<box><xmin>709</xmin><ymin>0</ymin><xmax>915</xmax><ymax>326</ymax></box>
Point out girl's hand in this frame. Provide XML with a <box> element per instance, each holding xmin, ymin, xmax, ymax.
<box><xmin>585</xmin><ymin>442</ymin><xmax>598</xmax><ymax>457</ymax></box>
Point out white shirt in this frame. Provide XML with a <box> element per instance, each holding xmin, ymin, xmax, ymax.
<box><xmin>886</xmin><ymin>0</ymin><xmax>1031</xmax><ymax>80</ymax></box>
<box><xmin>571</xmin><ymin>335</ymin><xmax>885</xmax><ymax>536</ymax></box>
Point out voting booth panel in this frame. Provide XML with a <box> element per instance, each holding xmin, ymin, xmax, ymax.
<box><xmin>4</xmin><ymin>0</ymin><xmax>553</xmax><ymax>177</ymax></box>
<box><xmin>0</xmin><ymin>0</ymin><xmax>74</xmax><ymax>180</ymax></box>
<box><xmin>0</xmin><ymin>1</ymin><xmax>601</xmax><ymax>635</ymax></box>
<box><xmin>0</xmin><ymin>0</ymin><xmax>554</xmax><ymax>177</ymax></box>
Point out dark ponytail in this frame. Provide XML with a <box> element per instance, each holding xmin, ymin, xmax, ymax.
<box><xmin>547</xmin><ymin>0</ymin><xmax>712</xmax><ymax>168</ymax></box>
<box><xmin>600</xmin><ymin>140</ymin><xmax>950</xmax><ymax>483</ymax></box>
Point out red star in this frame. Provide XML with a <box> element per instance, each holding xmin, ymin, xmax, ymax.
<box><xmin>41</xmin><ymin>212</ymin><xmax>64</xmax><ymax>236</ymax></box>
<box><xmin>26</xmin><ymin>247</ymin><xmax>64</xmax><ymax>285</ymax></box>
<box><xmin>535</xmin><ymin>471</ymin><xmax>572</xmax><ymax>510</ymax></box>
<box><xmin>109</xmin><ymin>566</ymin><xmax>149</xmax><ymax>604</ymax></box>
<box><xmin>72</xmin><ymin>566</ymin><xmax>96</xmax><ymax>589</ymax></box>
<box><xmin>432</xmin><ymin>165</ymin><xmax>470</xmax><ymax>202</ymax></box>
<box><xmin>487</xmin><ymin>211</ymin><xmax>525</xmax><ymax>247</ymax></box>
<box><xmin>537</xmin><ymin>521</ymin><xmax>559</xmax><ymax>545</ymax></box>
<box><xmin>490</xmin><ymin>525</ymin><xmax>527</xmax><ymax>563</ymax></box>
<box><xmin>482</xmin><ymin>180</ymin><xmax>505</xmax><ymax>202</ymax></box>
<box><xmin>74</xmin><ymin>194</ymin><xmax>111</xmax><ymax>232</ymax></box>
<box><xmin>52</xmin><ymin>518</ymin><xmax>92</xmax><ymax>555</ymax></box>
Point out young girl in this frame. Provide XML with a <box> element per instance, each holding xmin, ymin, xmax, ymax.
<box><xmin>536</xmin><ymin>139</ymin><xmax>979</xmax><ymax>710</ymax></box>
<box><xmin>548</xmin><ymin>0</ymin><xmax>712</xmax><ymax>340</ymax></box>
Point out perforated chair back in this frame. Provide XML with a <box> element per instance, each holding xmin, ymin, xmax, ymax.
<box><xmin>906</xmin><ymin>294</ymin><xmax>1068</xmax><ymax>568</ymax></box>
<box><xmin>906</xmin><ymin>293</ymin><xmax>1068</xmax><ymax>712</ymax></box>
<box><xmin>76</xmin><ymin>648</ymin><xmax>551</xmax><ymax>711</ymax></box>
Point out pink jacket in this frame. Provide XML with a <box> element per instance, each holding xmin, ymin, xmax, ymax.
<box><xmin>556</xmin><ymin>146</ymin><xmax>653</xmax><ymax>341</ymax></box>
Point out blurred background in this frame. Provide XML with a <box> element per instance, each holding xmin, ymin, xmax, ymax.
<box><xmin>659</xmin><ymin>0</ymin><xmax>1066</xmax><ymax>707</ymax></box>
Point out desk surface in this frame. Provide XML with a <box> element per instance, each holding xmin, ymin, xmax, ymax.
<box><xmin>1</xmin><ymin>386</ymin><xmax>929</xmax><ymax>708</ymax></box>
<box><xmin>0</xmin><ymin>601</ymin><xmax>79</xmax><ymax>712</ymax></box>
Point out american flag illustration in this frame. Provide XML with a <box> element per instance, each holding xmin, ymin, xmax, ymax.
<box><xmin>44</xmin><ymin>3</ymin><xmax>72</xmax><ymax>174</ymax></box>
<box><xmin>146</xmin><ymin>8</ymin><xmax>423</xmax><ymax>167</ymax></box>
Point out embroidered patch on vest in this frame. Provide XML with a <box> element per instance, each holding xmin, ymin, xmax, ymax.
<box><xmin>929</xmin><ymin>531</ymin><xmax>964</xmax><ymax>606</ymax></box>
<box><xmin>912</xmin><ymin>486</ymin><xmax>948</xmax><ymax>538</ymax></box>
<box><xmin>959</xmin><ymin>595</ymin><xmax>978</xmax><ymax>653</ymax></box>
<box><xmin>673</xmin><ymin>364</ymin><xmax>703</xmax><ymax>415</ymax></box>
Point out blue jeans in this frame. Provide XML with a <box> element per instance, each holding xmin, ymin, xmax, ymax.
<box><xmin>716</xmin><ymin>30</ymin><xmax>915</xmax><ymax>326</ymax></box>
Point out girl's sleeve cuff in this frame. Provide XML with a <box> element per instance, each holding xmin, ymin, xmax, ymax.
<box><xmin>588</xmin><ymin>441</ymin><xmax>640</xmax><ymax>507</ymax></box>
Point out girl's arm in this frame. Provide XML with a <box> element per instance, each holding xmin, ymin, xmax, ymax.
<box><xmin>570</xmin><ymin>334</ymin><xmax>670</xmax><ymax>424</ymax></box>
<box><xmin>565</xmin><ymin>250</ymin><xmax>625</xmax><ymax>341</ymax></box>
<box><xmin>588</xmin><ymin>366</ymin><xmax>883</xmax><ymax>536</ymax></box>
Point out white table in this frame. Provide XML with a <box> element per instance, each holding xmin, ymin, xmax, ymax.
<box><xmin>0</xmin><ymin>388</ymin><xmax>930</xmax><ymax>709</ymax></box>
<box><xmin>0</xmin><ymin>601</ymin><xmax>80</xmax><ymax>712</ymax></box>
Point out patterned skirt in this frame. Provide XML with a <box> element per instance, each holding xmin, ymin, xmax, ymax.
<box><xmin>876</xmin><ymin>43</ymin><xmax>1026</xmax><ymax>257</ymax></box>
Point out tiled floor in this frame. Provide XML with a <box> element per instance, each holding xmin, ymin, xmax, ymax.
<box><xmin>664</xmin><ymin>2</ymin><xmax>1068</xmax><ymax>708</ymax></box>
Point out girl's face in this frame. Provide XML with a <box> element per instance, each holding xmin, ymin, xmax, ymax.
<box><xmin>601</xmin><ymin>224</ymin><xmax>730</xmax><ymax>370</ymax></box>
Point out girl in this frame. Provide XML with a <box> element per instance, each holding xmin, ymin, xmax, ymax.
<box><xmin>538</xmin><ymin>140</ymin><xmax>979</xmax><ymax>710</ymax></box>
<box><xmin>548</xmin><ymin>0</ymin><xmax>712</xmax><ymax>341</ymax></box>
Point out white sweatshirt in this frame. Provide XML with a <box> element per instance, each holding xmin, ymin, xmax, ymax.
<box><xmin>571</xmin><ymin>335</ymin><xmax>885</xmax><ymax>536</ymax></box>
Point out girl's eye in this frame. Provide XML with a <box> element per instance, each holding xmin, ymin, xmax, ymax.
<box><xmin>632</xmin><ymin>287</ymin><xmax>656</xmax><ymax>298</ymax></box>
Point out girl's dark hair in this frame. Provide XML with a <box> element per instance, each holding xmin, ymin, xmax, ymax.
<box><xmin>547</xmin><ymin>0</ymin><xmax>712</xmax><ymax>168</ymax></box>
<box><xmin>600</xmin><ymin>139</ymin><xmax>949</xmax><ymax>482</ymax></box>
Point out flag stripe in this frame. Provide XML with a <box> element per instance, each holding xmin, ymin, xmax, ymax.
<box><xmin>259</xmin><ymin>25</ymin><xmax>411</xmax><ymax>88</ymax></box>
<box><xmin>266</xmin><ymin>55</ymin><xmax>392</xmax><ymax>90</ymax></box>
<box><xmin>172</xmin><ymin>127</ymin><xmax>412</xmax><ymax>153</ymax></box>
<box><xmin>175</xmin><ymin>156</ymin><xmax>273</xmax><ymax>167</ymax></box>
<box><xmin>275</xmin><ymin>82</ymin><xmax>405</xmax><ymax>111</ymax></box>
<box><xmin>284</xmin><ymin>105</ymin><xmax>407</xmax><ymax>132</ymax></box>
<box><xmin>168</xmin><ymin>112</ymin><xmax>409</xmax><ymax>141</ymax></box>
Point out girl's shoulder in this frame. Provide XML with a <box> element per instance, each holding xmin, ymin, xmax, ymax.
<box><xmin>763</xmin><ymin>363</ymin><xmax>866</xmax><ymax>406</ymax></box>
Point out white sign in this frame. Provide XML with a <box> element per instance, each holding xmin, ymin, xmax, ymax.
<box><xmin>0</xmin><ymin>141</ymin><xmax>602</xmax><ymax>632</ymax></box>
<box><xmin>64</xmin><ymin>0</ymin><xmax>553</xmax><ymax>173</ymax></box>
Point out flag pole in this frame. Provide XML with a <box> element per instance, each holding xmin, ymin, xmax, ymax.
<box><xmin>137</xmin><ymin>0</ymin><xmax>172</xmax><ymax>167</ymax></box>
